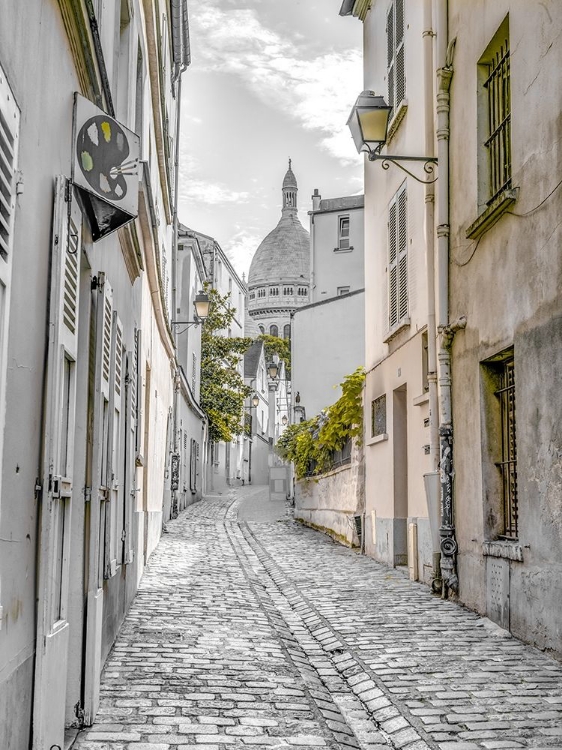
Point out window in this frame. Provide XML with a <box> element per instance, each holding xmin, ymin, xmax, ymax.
<box><xmin>257</xmin><ymin>288</ymin><xmax>266</xmax><ymax>299</ymax></box>
<box><xmin>283</xmin><ymin>324</ymin><xmax>291</xmax><ymax>340</ymax></box>
<box><xmin>479</xmin><ymin>18</ymin><xmax>511</xmax><ymax>206</ymax></box>
<box><xmin>249</xmin><ymin>291</ymin><xmax>255</xmax><ymax>300</ymax></box>
<box><xmin>337</xmin><ymin>286</ymin><xmax>350</xmax><ymax>296</ymax></box>
<box><xmin>283</xmin><ymin>286</ymin><xmax>293</xmax><ymax>296</ymax></box>
<box><xmin>270</xmin><ymin>324</ymin><xmax>278</xmax><ymax>337</ymax></box>
<box><xmin>496</xmin><ymin>358</ymin><xmax>517</xmax><ymax>538</ymax></box>
<box><xmin>258</xmin><ymin>325</ymin><xmax>265</xmax><ymax>334</ymax></box>
<box><xmin>297</xmin><ymin>287</ymin><xmax>308</xmax><ymax>297</ymax></box>
<box><xmin>388</xmin><ymin>184</ymin><xmax>408</xmax><ymax>330</ymax></box>
<box><xmin>337</xmin><ymin>216</ymin><xmax>350</xmax><ymax>251</ymax></box>
<box><xmin>371</xmin><ymin>395</ymin><xmax>387</xmax><ymax>438</ymax></box>
<box><xmin>387</xmin><ymin>0</ymin><xmax>405</xmax><ymax>120</ymax></box>
<box><xmin>269</xmin><ymin>287</ymin><xmax>279</xmax><ymax>297</ymax></box>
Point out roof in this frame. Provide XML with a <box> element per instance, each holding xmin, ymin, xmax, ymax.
<box><xmin>244</xmin><ymin>340</ymin><xmax>264</xmax><ymax>378</ymax></box>
<box><xmin>248</xmin><ymin>212</ymin><xmax>310</xmax><ymax>287</ymax></box>
<box><xmin>316</xmin><ymin>195</ymin><xmax>364</xmax><ymax>213</ymax></box>
<box><xmin>283</xmin><ymin>161</ymin><xmax>297</xmax><ymax>189</ymax></box>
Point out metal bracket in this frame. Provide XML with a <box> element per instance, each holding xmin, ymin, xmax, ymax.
<box><xmin>368</xmin><ymin>153</ymin><xmax>438</xmax><ymax>184</ymax></box>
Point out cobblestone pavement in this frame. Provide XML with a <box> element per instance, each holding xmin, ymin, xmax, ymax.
<box><xmin>74</xmin><ymin>488</ymin><xmax>562</xmax><ymax>750</ymax></box>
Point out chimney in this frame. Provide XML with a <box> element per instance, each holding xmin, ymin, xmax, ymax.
<box><xmin>312</xmin><ymin>188</ymin><xmax>321</xmax><ymax>211</ymax></box>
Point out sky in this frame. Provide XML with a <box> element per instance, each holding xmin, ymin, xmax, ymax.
<box><xmin>177</xmin><ymin>0</ymin><xmax>364</xmax><ymax>280</ymax></box>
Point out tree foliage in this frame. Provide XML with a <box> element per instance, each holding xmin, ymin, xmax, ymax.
<box><xmin>200</xmin><ymin>284</ymin><xmax>252</xmax><ymax>443</ymax></box>
<box><xmin>257</xmin><ymin>333</ymin><xmax>291</xmax><ymax>377</ymax></box>
<box><xmin>276</xmin><ymin>367</ymin><xmax>365</xmax><ymax>479</ymax></box>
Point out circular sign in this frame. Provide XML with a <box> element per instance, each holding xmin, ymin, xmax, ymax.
<box><xmin>76</xmin><ymin>115</ymin><xmax>130</xmax><ymax>201</ymax></box>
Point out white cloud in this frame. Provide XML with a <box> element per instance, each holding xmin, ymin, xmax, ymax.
<box><xmin>180</xmin><ymin>179</ymin><xmax>250</xmax><ymax>206</ymax></box>
<box><xmin>223</xmin><ymin>228</ymin><xmax>262</xmax><ymax>279</ymax></box>
<box><xmin>190</xmin><ymin>5</ymin><xmax>362</xmax><ymax>164</ymax></box>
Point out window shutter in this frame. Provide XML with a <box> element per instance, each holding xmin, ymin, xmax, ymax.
<box><xmin>105</xmin><ymin>312</ymin><xmax>124</xmax><ymax>576</ymax></box>
<box><xmin>397</xmin><ymin>187</ymin><xmax>408</xmax><ymax>321</ymax></box>
<box><xmin>388</xmin><ymin>199</ymin><xmax>398</xmax><ymax>328</ymax></box>
<box><xmin>124</xmin><ymin>346</ymin><xmax>136</xmax><ymax>564</ymax></box>
<box><xmin>387</xmin><ymin>4</ymin><xmax>395</xmax><ymax>113</ymax></box>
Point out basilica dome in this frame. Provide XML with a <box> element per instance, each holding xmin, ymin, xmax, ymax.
<box><xmin>247</xmin><ymin>162</ymin><xmax>311</xmax><ymax>339</ymax></box>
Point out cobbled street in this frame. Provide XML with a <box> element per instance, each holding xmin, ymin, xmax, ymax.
<box><xmin>74</xmin><ymin>487</ymin><xmax>562</xmax><ymax>750</ymax></box>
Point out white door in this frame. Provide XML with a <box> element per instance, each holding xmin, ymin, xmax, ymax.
<box><xmin>83</xmin><ymin>272</ymin><xmax>113</xmax><ymax>724</ymax></box>
<box><xmin>33</xmin><ymin>176</ymin><xmax>82</xmax><ymax>749</ymax></box>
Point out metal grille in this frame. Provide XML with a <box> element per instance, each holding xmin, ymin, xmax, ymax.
<box><xmin>371</xmin><ymin>394</ymin><xmax>386</xmax><ymax>438</ymax></box>
<box><xmin>496</xmin><ymin>359</ymin><xmax>517</xmax><ymax>538</ymax></box>
<box><xmin>484</xmin><ymin>38</ymin><xmax>511</xmax><ymax>203</ymax></box>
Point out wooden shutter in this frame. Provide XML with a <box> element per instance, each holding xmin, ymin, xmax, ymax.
<box><xmin>388</xmin><ymin>199</ymin><xmax>398</xmax><ymax>328</ymax></box>
<box><xmin>0</xmin><ymin>65</ymin><xmax>19</xmax><ymax>502</ymax></box>
<box><xmin>387</xmin><ymin>0</ymin><xmax>406</xmax><ymax>117</ymax></box>
<box><xmin>387</xmin><ymin>3</ymin><xmax>395</xmax><ymax>113</ymax></box>
<box><xmin>397</xmin><ymin>186</ymin><xmax>408</xmax><ymax>321</ymax></box>
<box><xmin>123</xmin><ymin>346</ymin><xmax>136</xmax><ymax>564</ymax></box>
<box><xmin>105</xmin><ymin>312</ymin><xmax>124</xmax><ymax>577</ymax></box>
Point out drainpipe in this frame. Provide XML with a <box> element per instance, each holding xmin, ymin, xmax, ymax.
<box><xmin>435</xmin><ymin>0</ymin><xmax>464</xmax><ymax>596</ymax></box>
<box><xmin>422</xmin><ymin>0</ymin><xmax>441</xmax><ymax>591</ymax></box>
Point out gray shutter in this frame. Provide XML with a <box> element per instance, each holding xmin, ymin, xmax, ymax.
<box><xmin>388</xmin><ymin>199</ymin><xmax>398</xmax><ymax>328</ymax></box>
<box><xmin>387</xmin><ymin>3</ymin><xmax>395</xmax><ymax>114</ymax></box>
<box><xmin>397</xmin><ymin>187</ymin><xmax>408</xmax><ymax>321</ymax></box>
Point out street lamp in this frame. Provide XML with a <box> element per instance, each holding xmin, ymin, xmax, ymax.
<box><xmin>171</xmin><ymin>290</ymin><xmax>210</xmax><ymax>332</ymax></box>
<box><xmin>267</xmin><ymin>361</ymin><xmax>279</xmax><ymax>380</ymax></box>
<box><xmin>252</xmin><ymin>393</ymin><xmax>259</xmax><ymax>408</ymax></box>
<box><xmin>347</xmin><ymin>90</ymin><xmax>438</xmax><ymax>184</ymax></box>
<box><xmin>281</xmin><ymin>415</ymin><xmax>288</xmax><ymax>426</ymax></box>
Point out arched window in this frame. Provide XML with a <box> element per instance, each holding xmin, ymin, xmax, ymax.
<box><xmin>283</xmin><ymin>324</ymin><xmax>291</xmax><ymax>340</ymax></box>
<box><xmin>270</xmin><ymin>324</ymin><xmax>278</xmax><ymax>337</ymax></box>
<box><xmin>258</xmin><ymin>325</ymin><xmax>265</xmax><ymax>334</ymax></box>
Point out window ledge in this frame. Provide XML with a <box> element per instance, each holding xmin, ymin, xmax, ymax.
<box><xmin>413</xmin><ymin>393</ymin><xmax>429</xmax><ymax>407</ymax></box>
<box><xmin>387</xmin><ymin>100</ymin><xmax>408</xmax><ymax>143</ymax></box>
<box><xmin>466</xmin><ymin>188</ymin><xmax>518</xmax><ymax>240</ymax></box>
<box><xmin>482</xmin><ymin>539</ymin><xmax>524</xmax><ymax>562</ymax></box>
<box><xmin>366</xmin><ymin>433</ymin><xmax>388</xmax><ymax>446</ymax></box>
<box><xmin>333</xmin><ymin>247</ymin><xmax>354</xmax><ymax>253</ymax></box>
<box><xmin>383</xmin><ymin>317</ymin><xmax>410</xmax><ymax>343</ymax></box>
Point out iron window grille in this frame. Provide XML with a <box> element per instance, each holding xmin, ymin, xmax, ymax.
<box><xmin>371</xmin><ymin>394</ymin><xmax>387</xmax><ymax>438</ymax></box>
<box><xmin>484</xmin><ymin>35</ymin><xmax>511</xmax><ymax>204</ymax></box>
<box><xmin>387</xmin><ymin>0</ymin><xmax>405</xmax><ymax>120</ymax></box>
<box><xmin>495</xmin><ymin>358</ymin><xmax>518</xmax><ymax>538</ymax></box>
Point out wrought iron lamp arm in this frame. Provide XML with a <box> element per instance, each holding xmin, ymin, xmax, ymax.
<box><xmin>367</xmin><ymin>146</ymin><xmax>438</xmax><ymax>185</ymax></box>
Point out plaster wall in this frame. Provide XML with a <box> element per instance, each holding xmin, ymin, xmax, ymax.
<box><xmin>292</xmin><ymin>292</ymin><xmax>365</xmax><ymax>419</ymax></box>
<box><xmin>295</xmin><ymin>442</ymin><xmax>363</xmax><ymax>547</ymax></box>
<box><xmin>311</xmin><ymin>206</ymin><xmax>364</xmax><ymax>302</ymax></box>
<box><xmin>448</xmin><ymin>0</ymin><xmax>562</xmax><ymax>656</ymax></box>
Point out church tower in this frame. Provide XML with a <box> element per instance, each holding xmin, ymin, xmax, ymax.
<box><xmin>247</xmin><ymin>161</ymin><xmax>311</xmax><ymax>341</ymax></box>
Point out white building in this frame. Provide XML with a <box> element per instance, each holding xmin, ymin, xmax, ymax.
<box><xmin>243</xmin><ymin>340</ymin><xmax>270</xmax><ymax>485</ymax></box>
<box><xmin>0</xmin><ymin>1</ymin><xmax>189</xmax><ymax>746</ymax></box>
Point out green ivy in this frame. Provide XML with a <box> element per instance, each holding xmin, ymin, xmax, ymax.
<box><xmin>257</xmin><ymin>333</ymin><xmax>291</xmax><ymax>377</ymax></box>
<box><xmin>276</xmin><ymin>367</ymin><xmax>365</xmax><ymax>479</ymax></box>
<box><xmin>200</xmin><ymin>284</ymin><xmax>252</xmax><ymax>443</ymax></box>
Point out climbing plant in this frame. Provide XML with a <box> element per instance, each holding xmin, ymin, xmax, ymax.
<box><xmin>276</xmin><ymin>367</ymin><xmax>365</xmax><ymax>479</ymax></box>
<box><xmin>257</xmin><ymin>333</ymin><xmax>291</xmax><ymax>377</ymax></box>
<box><xmin>200</xmin><ymin>284</ymin><xmax>253</xmax><ymax>443</ymax></box>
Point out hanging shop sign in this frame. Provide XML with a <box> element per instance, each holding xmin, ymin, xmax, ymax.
<box><xmin>72</xmin><ymin>94</ymin><xmax>140</xmax><ymax>241</ymax></box>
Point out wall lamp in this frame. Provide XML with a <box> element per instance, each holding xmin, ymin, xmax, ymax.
<box><xmin>281</xmin><ymin>415</ymin><xmax>288</xmax><ymax>426</ymax></box>
<box><xmin>171</xmin><ymin>291</ymin><xmax>210</xmax><ymax>333</ymax></box>
<box><xmin>252</xmin><ymin>393</ymin><xmax>260</xmax><ymax>408</ymax></box>
<box><xmin>267</xmin><ymin>361</ymin><xmax>290</xmax><ymax>381</ymax></box>
<box><xmin>347</xmin><ymin>90</ymin><xmax>438</xmax><ymax>184</ymax></box>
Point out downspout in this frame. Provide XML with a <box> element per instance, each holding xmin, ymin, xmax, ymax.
<box><xmin>422</xmin><ymin>0</ymin><xmax>441</xmax><ymax>590</ymax></box>
<box><xmin>435</xmin><ymin>0</ymin><xmax>465</xmax><ymax>596</ymax></box>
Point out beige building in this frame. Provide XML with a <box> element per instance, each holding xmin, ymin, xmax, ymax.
<box><xmin>341</xmin><ymin>0</ymin><xmax>436</xmax><ymax>584</ymax></box>
<box><xmin>447</xmin><ymin>1</ymin><xmax>562</xmax><ymax>657</ymax></box>
<box><xmin>0</xmin><ymin>1</ymin><xmax>189</xmax><ymax>746</ymax></box>
<box><xmin>341</xmin><ymin>0</ymin><xmax>562</xmax><ymax>657</ymax></box>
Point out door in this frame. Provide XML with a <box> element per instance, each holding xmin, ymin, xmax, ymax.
<box><xmin>33</xmin><ymin>176</ymin><xmax>82</xmax><ymax>749</ymax></box>
<box><xmin>83</xmin><ymin>272</ymin><xmax>113</xmax><ymax>724</ymax></box>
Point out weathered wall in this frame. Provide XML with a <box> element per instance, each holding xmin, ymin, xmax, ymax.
<box><xmin>448</xmin><ymin>0</ymin><xmax>562</xmax><ymax>656</ymax></box>
<box><xmin>295</xmin><ymin>443</ymin><xmax>364</xmax><ymax>547</ymax></box>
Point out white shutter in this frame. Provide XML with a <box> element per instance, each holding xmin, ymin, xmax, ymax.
<box><xmin>387</xmin><ymin>0</ymin><xmax>406</xmax><ymax>118</ymax></box>
<box><xmin>105</xmin><ymin>312</ymin><xmax>124</xmax><ymax>576</ymax></box>
<box><xmin>33</xmin><ymin>176</ymin><xmax>83</xmax><ymax>748</ymax></box>
<box><xmin>123</xmin><ymin>346</ymin><xmax>136</xmax><ymax>564</ymax></box>
<box><xmin>0</xmin><ymin>65</ymin><xmax>19</xmax><ymax>504</ymax></box>
<box><xmin>397</xmin><ymin>186</ymin><xmax>408</xmax><ymax>321</ymax></box>
<box><xmin>388</xmin><ymin>198</ymin><xmax>398</xmax><ymax>328</ymax></box>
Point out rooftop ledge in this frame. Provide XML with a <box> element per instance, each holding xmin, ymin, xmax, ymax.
<box><xmin>466</xmin><ymin>188</ymin><xmax>518</xmax><ymax>240</ymax></box>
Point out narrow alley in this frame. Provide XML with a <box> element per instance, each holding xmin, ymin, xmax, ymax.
<box><xmin>74</xmin><ymin>490</ymin><xmax>562</xmax><ymax>750</ymax></box>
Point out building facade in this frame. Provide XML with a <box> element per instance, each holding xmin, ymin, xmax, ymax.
<box><xmin>447</xmin><ymin>0</ymin><xmax>562</xmax><ymax>657</ymax></box>
<box><xmin>247</xmin><ymin>162</ymin><xmax>311</xmax><ymax>339</ymax></box>
<box><xmin>243</xmin><ymin>340</ymin><xmax>270</xmax><ymax>485</ymax></box>
<box><xmin>0</xmin><ymin>1</ymin><xmax>189</xmax><ymax>746</ymax></box>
